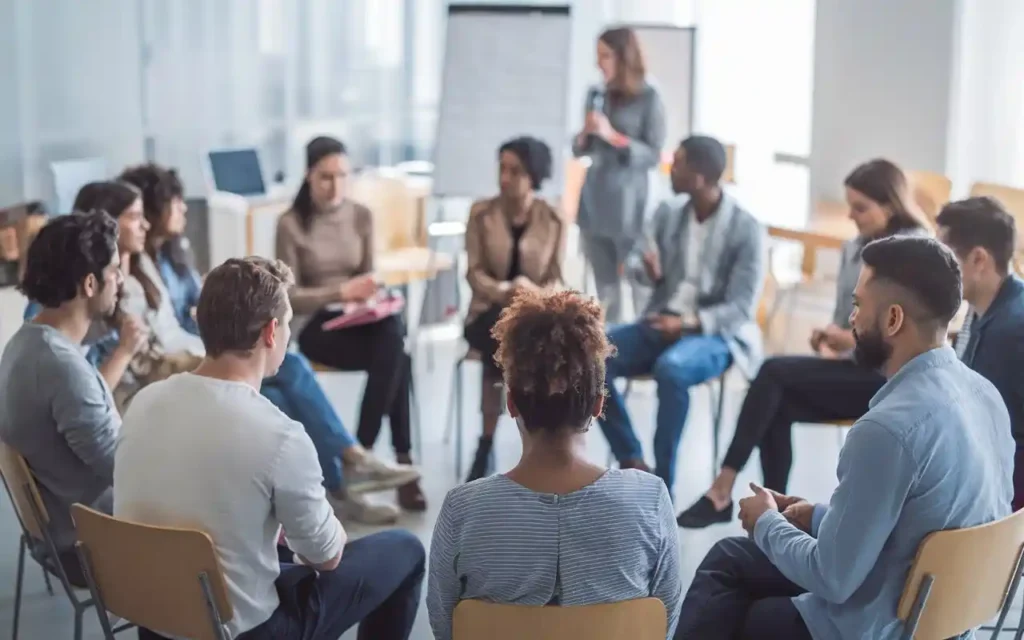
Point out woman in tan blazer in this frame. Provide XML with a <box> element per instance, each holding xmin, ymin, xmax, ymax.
<box><xmin>464</xmin><ymin>136</ymin><xmax>566</xmax><ymax>481</ymax></box>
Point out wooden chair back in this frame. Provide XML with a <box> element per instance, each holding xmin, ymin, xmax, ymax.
<box><xmin>71</xmin><ymin>504</ymin><xmax>233</xmax><ymax>640</ymax></box>
<box><xmin>723</xmin><ymin>144</ymin><xmax>736</xmax><ymax>184</ymax></box>
<box><xmin>969</xmin><ymin>182</ymin><xmax>1024</xmax><ymax>274</ymax></box>
<box><xmin>0</xmin><ymin>441</ymin><xmax>50</xmax><ymax>541</ymax></box>
<box><xmin>350</xmin><ymin>170</ymin><xmax>426</xmax><ymax>253</ymax></box>
<box><xmin>897</xmin><ymin>509</ymin><xmax>1024</xmax><ymax>639</ymax></box>
<box><xmin>452</xmin><ymin>598</ymin><xmax>666</xmax><ymax>640</ymax></box>
<box><xmin>907</xmin><ymin>171</ymin><xmax>951</xmax><ymax>223</ymax></box>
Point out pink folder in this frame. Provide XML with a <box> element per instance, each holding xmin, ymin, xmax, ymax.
<box><xmin>320</xmin><ymin>296</ymin><xmax>406</xmax><ymax>331</ymax></box>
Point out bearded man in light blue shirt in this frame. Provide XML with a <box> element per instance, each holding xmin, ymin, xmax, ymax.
<box><xmin>676</xmin><ymin>235</ymin><xmax>1013</xmax><ymax>639</ymax></box>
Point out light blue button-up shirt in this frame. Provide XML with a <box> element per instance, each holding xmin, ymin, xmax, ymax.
<box><xmin>754</xmin><ymin>346</ymin><xmax>1013</xmax><ymax>640</ymax></box>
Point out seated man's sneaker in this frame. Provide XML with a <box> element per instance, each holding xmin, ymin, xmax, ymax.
<box><xmin>328</xmin><ymin>491</ymin><xmax>400</xmax><ymax>525</ymax></box>
<box><xmin>344</xmin><ymin>455</ymin><xmax>420</xmax><ymax>495</ymax></box>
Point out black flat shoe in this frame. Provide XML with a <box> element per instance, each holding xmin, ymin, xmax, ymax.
<box><xmin>676</xmin><ymin>496</ymin><xmax>733</xmax><ymax>529</ymax></box>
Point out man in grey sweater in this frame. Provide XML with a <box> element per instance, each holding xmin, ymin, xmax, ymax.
<box><xmin>0</xmin><ymin>212</ymin><xmax>144</xmax><ymax>584</ymax></box>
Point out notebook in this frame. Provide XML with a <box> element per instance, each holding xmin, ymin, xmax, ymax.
<box><xmin>320</xmin><ymin>295</ymin><xmax>405</xmax><ymax>331</ymax></box>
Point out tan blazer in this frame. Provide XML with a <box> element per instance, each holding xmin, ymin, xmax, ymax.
<box><xmin>465</xmin><ymin>196</ymin><xmax>565</xmax><ymax>324</ymax></box>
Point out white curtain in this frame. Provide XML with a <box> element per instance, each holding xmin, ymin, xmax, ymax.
<box><xmin>2</xmin><ymin>0</ymin><xmax>146</xmax><ymax>209</ymax></box>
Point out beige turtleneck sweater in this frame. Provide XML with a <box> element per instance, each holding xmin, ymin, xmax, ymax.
<box><xmin>275</xmin><ymin>200</ymin><xmax>375</xmax><ymax>315</ymax></box>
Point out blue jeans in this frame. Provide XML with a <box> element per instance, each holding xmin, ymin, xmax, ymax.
<box><xmin>599</xmin><ymin>322</ymin><xmax>732</xmax><ymax>495</ymax></box>
<box><xmin>261</xmin><ymin>352</ymin><xmax>356</xmax><ymax>492</ymax></box>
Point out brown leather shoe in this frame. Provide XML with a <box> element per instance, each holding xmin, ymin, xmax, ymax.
<box><xmin>620</xmin><ymin>458</ymin><xmax>652</xmax><ymax>473</ymax></box>
<box><xmin>396</xmin><ymin>454</ymin><xmax>428</xmax><ymax>512</ymax></box>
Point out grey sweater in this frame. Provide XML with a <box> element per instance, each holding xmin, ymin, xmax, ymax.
<box><xmin>0</xmin><ymin>323</ymin><xmax>119</xmax><ymax>549</ymax></box>
<box><xmin>573</xmin><ymin>83</ymin><xmax>666</xmax><ymax>241</ymax></box>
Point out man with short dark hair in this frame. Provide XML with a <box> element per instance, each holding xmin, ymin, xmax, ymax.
<box><xmin>0</xmin><ymin>212</ymin><xmax>146</xmax><ymax>585</ymax></box>
<box><xmin>597</xmin><ymin>135</ymin><xmax>766</xmax><ymax>499</ymax></box>
<box><xmin>676</xmin><ymin>236</ymin><xmax>1012</xmax><ymax>639</ymax></box>
<box><xmin>116</xmin><ymin>257</ymin><xmax>425</xmax><ymax>639</ymax></box>
<box><xmin>937</xmin><ymin>196</ymin><xmax>1024</xmax><ymax>508</ymax></box>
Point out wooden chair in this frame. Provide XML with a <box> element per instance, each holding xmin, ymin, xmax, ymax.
<box><xmin>723</xmin><ymin>144</ymin><xmax>736</xmax><ymax>184</ymax></box>
<box><xmin>907</xmin><ymin>171</ymin><xmax>952</xmax><ymax>224</ymax></box>
<box><xmin>71</xmin><ymin>504</ymin><xmax>234</xmax><ymax>640</ymax></box>
<box><xmin>898</xmin><ymin>508</ymin><xmax>1024</xmax><ymax>639</ymax></box>
<box><xmin>349</xmin><ymin>170</ymin><xmax>426</xmax><ymax>253</ymax></box>
<box><xmin>0</xmin><ymin>442</ymin><xmax>127</xmax><ymax>640</ymax></box>
<box><xmin>452</xmin><ymin>597</ymin><xmax>666</xmax><ymax>640</ymax></box>
<box><xmin>764</xmin><ymin>224</ymin><xmax>847</xmax><ymax>346</ymax></box>
<box><xmin>969</xmin><ymin>182</ymin><xmax>1024</xmax><ymax>275</ymax></box>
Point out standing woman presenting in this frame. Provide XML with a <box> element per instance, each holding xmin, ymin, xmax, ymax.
<box><xmin>574</xmin><ymin>27</ymin><xmax>666</xmax><ymax>324</ymax></box>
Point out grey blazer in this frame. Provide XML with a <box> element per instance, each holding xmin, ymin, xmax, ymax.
<box><xmin>573</xmin><ymin>83</ymin><xmax>666</xmax><ymax>241</ymax></box>
<box><xmin>630</xmin><ymin>194</ymin><xmax>767</xmax><ymax>378</ymax></box>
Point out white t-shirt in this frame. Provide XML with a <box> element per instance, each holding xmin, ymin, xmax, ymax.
<box><xmin>114</xmin><ymin>373</ymin><xmax>346</xmax><ymax>637</ymax></box>
<box><xmin>665</xmin><ymin>214</ymin><xmax>713</xmax><ymax>316</ymax></box>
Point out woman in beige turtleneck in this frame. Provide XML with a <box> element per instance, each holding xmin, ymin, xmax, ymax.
<box><xmin>276</xmin><ymin>136</ymin><xmax>425</xmax><ymax>511</ymax></box>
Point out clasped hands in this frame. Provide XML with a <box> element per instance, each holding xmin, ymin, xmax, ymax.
<box><xmin>810</xmin><ymin>324</ymin><xmax>855</xmax><ymax>358</ymax></box>
<box><xmin>738</xmin><ymin>482</ymin><xmax>814</xmax><ymax>536</ymax></box>
<box><xmin>498</xmin><ymin>276</ymin><xmax>541</xmax><ymax>301</ymax></box>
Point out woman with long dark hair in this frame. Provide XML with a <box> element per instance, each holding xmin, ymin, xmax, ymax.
<box><xmin>117</xmin><ymin>163</ymin><xmax>421</xmax><ymax>523</ymax></box>
<box><xmin>573</xmin><ymin>26</ymin><xmax>666</xmax><ymax>323</ymax></box>
<box><xmin>276</xmin><ymin>137</ymin><xmax>426</xmax><ymax>511</ymax></box>
<box><xmin>677</xmin><ymin>158</ymin><xmax>932</xmax><ymax>529</ymax></box>
<box><xmin>462</xmin><ymin>136</ymin><xmax>565</xmax><ymax>481</ymax></box>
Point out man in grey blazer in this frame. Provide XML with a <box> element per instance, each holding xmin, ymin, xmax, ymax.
<box><xmin>597</xmin><ymin>136</ymin><xmax>767</xmax><ymax>500</ymax></box>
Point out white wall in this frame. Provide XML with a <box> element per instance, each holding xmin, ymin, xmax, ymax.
<box><xmin>947</xmin><ymin>0</ymin><xmax>1024</xmax><ymax>195</ymax></box>
<box><xmin>809</xmin><ymin>0</ymin><xmax>960</xmax><ymax>201</ymax></box>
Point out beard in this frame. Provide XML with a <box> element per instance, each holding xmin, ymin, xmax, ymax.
<box><xmin>852</xmin><ymin>325</ymin><xmax>892</xmax><ymax>371</ymax></box>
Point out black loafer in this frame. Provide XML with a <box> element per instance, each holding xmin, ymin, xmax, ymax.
<box><xmin>676</xmin><ymin>496</ymin><xmax>733</xmax><ymax>529</ymax></box>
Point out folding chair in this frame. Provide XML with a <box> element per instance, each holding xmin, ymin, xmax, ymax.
<box><xmin>0</xmin><ymin>441</ymin><xmax>131</xmax><ymax>640</ymax></box>
<box><xmin>453</xmin><ymin>597</ymin><xmax>666</xmax><ymax>640</ymax></box>
<box><xmin>71</xmin><ymin>504</ymin><xmax>234</xmax><ymax>640</ymax></box>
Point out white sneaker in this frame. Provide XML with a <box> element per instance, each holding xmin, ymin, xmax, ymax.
<box><xmin>344</xmin><ymin>456</ymin><xmax>421</xmax><ymax>495</ymax></box>
<box><xmin>328</xmin><ymin>492</ymin><xmax>400</xmax><ymax>525</ymax></box>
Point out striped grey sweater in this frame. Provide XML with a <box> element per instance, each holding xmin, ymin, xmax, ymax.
<box><xmin>427</xmin><ymin>469</ymin><xmax>681</xmax><ymax>639</ymax></box>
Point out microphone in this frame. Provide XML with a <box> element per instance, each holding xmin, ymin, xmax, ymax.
<box><xmin>586</xmin><ymin>87</ymin><xmax>605</xmax><ymax>114</ymax></box>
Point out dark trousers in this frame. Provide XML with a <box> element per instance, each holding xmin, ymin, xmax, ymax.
<box><xmin>138</xmin><ymin>530</ymin><xmax>425</xmax><ymax>640</ymax></box>
<box><xmin>299</xmin><ymin>311</ymin><xmax>412</xmax><ymax>454</ymax></box>
<box><xmin>676</xmin><ymin>536</ymin><xmax>811</xmax><ymax>640</ymax></box>
<box><xmin>720</xmin><ymin>356</ymin><xmax>884</xmax><ymax>491</ymax></box>
<box><xmin>464</xmin><ymin>305</ymin><xmax>502</xmax><ymax>379</ymax></box>
<box><xmin>1014</xmin><ymin>446</ymin><xmax>1024</xmax><ymax>512</ymax></box>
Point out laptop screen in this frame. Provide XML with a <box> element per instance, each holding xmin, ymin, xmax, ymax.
<box><xmin>208</xmin><ymin>149</ymin><xmax>266</xmax><ymax>196</ymax></box>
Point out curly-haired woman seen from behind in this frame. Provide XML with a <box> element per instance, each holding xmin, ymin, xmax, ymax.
<box><xmin>463</xmin><ymin>135</ymin><xmax>565</xmax><ymax>482</ymax></box>
<box><xmin>427</xmin><ymin>290</ymin><xmax>682</xmax><ymax>640</ymax></box>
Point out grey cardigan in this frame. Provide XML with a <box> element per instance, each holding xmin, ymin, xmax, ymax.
<box><xmin>573</xmin><ymin>83</ymin><xmax>666</xmax><ymax>240</ymax></box>
<box><xmin>630</xmin><ymin>194</ymin><xmax>767</xmax><ymax>378</ymax></box>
